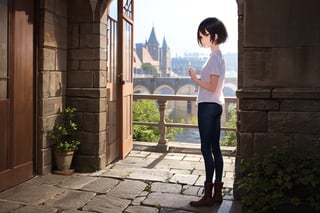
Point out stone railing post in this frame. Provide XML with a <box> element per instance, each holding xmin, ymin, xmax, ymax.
<box><xmin>157</xmin><ymin>98</ymin><xmax>168</xmax><ymax>151</ymax></box>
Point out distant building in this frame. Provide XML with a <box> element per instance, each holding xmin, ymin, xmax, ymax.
<box><xmin>134</xmin><ymin>26</ymin><xmax>172</xmax><ymax>77</ymax></box>
<box><xmin>160</xmin><ymin>37</ymin><xmax>172</xmax><ymax>77</ymax></box>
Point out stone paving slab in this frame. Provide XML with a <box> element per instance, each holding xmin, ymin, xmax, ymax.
<box><xmin>182</xmin><ymin>185</ymin><xmax>202</xmax><ymax>196</ymax></box>
<box><xmin>169</xmin><ymin>173</ymin><xmax>199</xmax><ymax>185</ymax></box>
<box><xmin>154</xmin><ymin>159</ymin><xmax>203</xmax><ymax>170</ymax></box>
<box><xmin>80</xmin><ymin>177</ymin><xmax>120</xmax><ymax>193</ymax></box>
<box><xmin>107</xmin><ymin>180</ymin><xmax>146</xmax><ymax>200</ymax></box>
<box><xmin>124</xmin><ymin>205</ymin><xmax>159</xmax><ymax>213</ymax></box>
<box><xmin>127</xmin><ymin>168</ymin><xmax>173</xmax><ymax>182</ymax></box>
<box><xmin>10</xmin><ymin>205</ymin><xmax>58</xmax><ymax>213</ymax></box>
<box><xmin>100</xmin><ymin>165</ymin><xmax>133</xmax><ymax>178</ymax></box>
<box><xmin>116</xmin><ymin>156</ymin><xmax>156</xmax><ymax>168</ymax></box>
<box><xmin>24</xmin><ymin>173</ymin><xmax>70</xmax><ymax>186</ymax></box>
<box><xmin>0</xmin><ymin>200</ymin><xmax>21</xmax><ymax>213</ymax></box>
<box><xmin>82</xmin><ymin>195</ymin><xmax>131</xmax><ymax>213</ymax></box>
<box><xmin>44</xmin><ymin>190</ymin><xmax>96</xmax><ymax>209</ymax></box>
<box><xmin>143</xmin><ymin>192</ymin><xmax>241</xmax><ymax>213</ymax></box>
<box><xmin>151</xmin><ymin>182</ymin><xmax>182</xmax><ymax>194</ymax></box>
<box><xmin>61</xmin><ymin>210</ymin><xmax>92</xmax><ymax>213</ymax></box>
<box><xmin>57</xmin><ymin>176</ymin><xmax>98</xmax><ymax>190</ymax></box>
<box><xmin>142</xmin><ymin>192</ymin><xmax>200</xmax><ymax>212</ymax></box>
<box><xmin>0</xmin><ymin>183</ymin><xmax>65</xmax><ymax>205</ymax></box>
<box><xmin>160</xmin><ymin>208</ymin><xmax>195</xmax><ymax>213</ymax></box>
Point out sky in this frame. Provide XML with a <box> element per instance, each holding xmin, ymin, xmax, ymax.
<box><xmin>134</xmin><ymin>0</ymin><xmax>238</xmax><ymax>57</ymax></box>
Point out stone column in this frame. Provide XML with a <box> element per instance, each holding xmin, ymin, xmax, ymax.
<box><xmin>234</xmin><ymin>0</ymin><xmax>320</xmax><ymax>198</ymax></box>
<box><xmin>157</xmin><ymin>99</ymin><xmax>168</xmax><ymax>151</ymax></box>
<box><xmin>67</xmin><ymin>0</ymin><xmax>109</xmax><ymax>172</ymax></box>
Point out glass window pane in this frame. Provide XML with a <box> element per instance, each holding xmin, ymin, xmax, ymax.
<box><xmin>123</xmin><ymin>0</ymin><xmax>132</xmax><ymax>19</ymax></box>
<box><xmin>123</xmin><ymin>21</ymin><xmax>132</xmax><ymax>82</ymax></box>
<box><xmin>109</xmin><ymin>0</ymin><xmax>117</xmax><ymax>20</ymax></box>
<box><xmin>0</xmin><ymin>0</ymin><xmax>8</xmax><ymax>99</ymax></box>
<box><xmin>107</xmin><ymin>17</ymin><xmax>118</xmax><ymax>83</ymax></box>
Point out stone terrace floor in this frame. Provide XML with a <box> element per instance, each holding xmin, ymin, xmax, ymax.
<box><xmin>0</xmin><ymin>142</ymin><xmax>242</xmax><ymax>213</ymax></box>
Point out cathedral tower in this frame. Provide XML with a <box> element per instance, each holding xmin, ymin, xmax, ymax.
<box><xmin>147</xmin><ymin>26</ymin><xmax>160</xmax><ymax>61</ymax></box>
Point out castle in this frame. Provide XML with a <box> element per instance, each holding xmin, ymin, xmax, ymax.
<box><xmin>134</xmin><ymin>27</ymin><xmax>172</xmax><ymax>77</ymax></box>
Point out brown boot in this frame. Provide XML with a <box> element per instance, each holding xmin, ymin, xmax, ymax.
<box><xmin>190</xmin><ymin>182</ymin><xmax>214</xmax><ymax>207</ymax></box>
<box><xmin>212</xmin><ymin>182</ymin><xmax>223</xmax><ymax>204</ymax></box>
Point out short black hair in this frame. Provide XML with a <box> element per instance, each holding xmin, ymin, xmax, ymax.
<box><xmin>197</xmin><ymin>17</ymin><xmax>228</xmax><ymax>46</ymax></box>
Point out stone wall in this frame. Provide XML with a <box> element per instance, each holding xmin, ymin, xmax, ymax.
<box><xmin>38</xmin><ymin>0</ymin><xmax>111</xmax><ymax>174</ymax></box>
<box><xmin>38</xmin><ymin>0</ymin><xmax>68</xmax><ymax>174</ymax></box>
<box><xmin>234</xmin><ymin>0</ymin><xmax>320</xmax><ymax>197</ymax></box>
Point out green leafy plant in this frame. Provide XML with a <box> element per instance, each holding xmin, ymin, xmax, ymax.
<box><xmin>133</xmin><ymin>99</ymin><xmax>182</xmax><ymax>142</ymax></box>
<box><xmin>221</xmin><ymin>104</ymin><xmax>236</xmax><ymax>146</ymax></box>
<box><xmin>237</xmin><ymin>145</ymin><xmax>320</xmax><ymax>212</ymax></box>
<box><xmin>49</xmin><ymin>106</ymin><xmax>80</xmax><ymax>152</ymax></box>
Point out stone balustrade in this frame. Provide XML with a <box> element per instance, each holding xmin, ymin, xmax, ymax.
<box><xmin>133</xmin><ymin>94</ymin><xmax>237</xmax><ymax>151</ymax></box>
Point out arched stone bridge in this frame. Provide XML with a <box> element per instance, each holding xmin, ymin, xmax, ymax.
<box><xmin>133</xmin><ymin>77</ymin><xmax>237</xmax><ymax>96</ymax></box>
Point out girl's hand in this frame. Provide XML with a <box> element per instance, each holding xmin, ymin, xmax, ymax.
<box><xmin>188</xmin><ymin>67</ymin><xmax>197</xmax><ymax>80</ymax></box>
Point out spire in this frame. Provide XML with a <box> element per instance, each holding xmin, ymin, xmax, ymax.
<box><xmin>162</xmin><ymin>36</ymin><xmax>168</xmax><ymax>48</ymax></box>
<box><xmin>147</xmin><ymin>26</ymin><xmax>159</xmax><ymax>46</ymax></box>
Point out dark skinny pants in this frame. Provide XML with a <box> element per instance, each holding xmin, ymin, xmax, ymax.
<box><xmin>198</xmin><ymin>102</ymin><xmax>223</xmax><ymax>183</ymax></box>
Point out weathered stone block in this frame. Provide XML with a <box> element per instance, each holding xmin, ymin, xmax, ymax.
<box><xmin>67</xmin><ymin>88</ymin><xmax>107</xmax><ymax>98</ymax></box>
<box><xmin>41</xmin><ymin>48</ymin><xmax>56</xmax><ymax>70</ymax></box>
<box><xmin>39</xmin><ymin>112</ymin><xmax>59</xmax><ymax>134</ymax></box>
<box><xmin>78</xmin><ymin>132</ymin><xmax>106</xmax><ymax>155</ymax></box>
<box><xmin>93</xmin><ymin>71</ymin><xmax>107</xmax><ymax>88</ymax></box>
<box><xmin>293</xmin><ymin>134</ymin><xmax>320</xmax><ymax>150</ymax></box>
<box><xmin>269</xmin><ymin>48</ymin><xmax>320</xmax><ymax>88</ymax></box>
<box><xmin>43</xmin><ymin>10</ymin><xmax>55</xmax><ymax>24</ymax></box>
<box><xmin>55</xmin><ymin>0</ymin><xmax>67</xmax><ymax>17</ymax></box>
<box><xmin>70</xmin><ymin>48</ymin><xmax>100</xmax><ymax>60</ymax></box>
<box><xmin>73</xmin><ymin>154</ymin><xmax>106</xmax><ymax>172</ymax></box>
<box><xmin>39</xmin><ymin>0</ymin><xmax>55</xmax><ymax>12</ymax></box>
<box><xmin>80</xmin><ymin>34</ymin><xmax>101</xmax><ymax>48</ymax></box>
<box><xmin>56</xmin><ymin>49</ymin><xmax>67</xmax><ymax>71</ymax></box>
<box><xmin>80</xmin><ymin>23</ymin><xmax>101</xmax><ymax>34</ymax></box>
<box><xmin>244</xmin><ymin>0</ymin><xmax>320</xmax><ymax>47</ymax></box>
<box><xmin>70</xmin><ymin>24</ymin><xmax>80</xmax><ymax>48</ymax></box>
<box><xmin>236</xmin><ymin>88</ymin><xmax>271</xmax><ymax>99</ymax></box>
<box><xmin>280</xmin><ymin>100</ymin><xmax>320</xmax><ymax>112</ymax></box>
<box><xmin>253</xmin><ymin>133</ymin><xmax>291</xmax><ymax>155</ymax></box>
<box><xmin>42</xmin><ymin>96</ymin><xmax>64</xmax><ymax>116</ymax></box>
<box><xmin>68</xmin><ymin>71</ymin><xmax>93</xmax><ymax>88</ymax></box>
<box><xmin>42</xmin><ymin>147</ymin><xmax>52</xmax><ymax>167</ymax></box>
<box><xmin>237</xmin><ymin>132</ymin><xmax>253</xmax><ymax>157</ymax></box>
<box><xmin>242</xmin><ymin>49</ymin><xmax>271</xmax><ymax>87</ymax></box>
<box><xmin>70</xmin><ymin>60</ymin><xmax>80</xmax><ymax>70</ymax></box>
<box><xmin>82</xmin><ymin>112</ymin><xmax>106</xmax><ymax>132</ymax></box>
<box><xmin>80</xmin><ymin>60</ymin><xmax>100</xmax><ymax>70</ymax></box>
<box><xmin>268</xmin><ymin>112</ymin><xmax>320</xmax><ymax>134</ymax></box>
<box><xmin>272</xmin><ymin>88</ymin><xmax>320</xmax><ymax>99</ymax></box>
<box><xmin>44</xmin><ymin>22</ymin><xmax>58</xmax><ymax>48</ymax></box>
<box><xmin>239</xmin><ymin>99</ymin><xmax>279</xmax><ymax>111</ymax></box>
<box><xmin>68</xmin><ymin>97</ymin><xmax>106</xmax><ymax>113</ymax></box>
<box><xmin>40</xmin><ymin>71</ymin><xmax>66</xmax><ymax>98</ymax></box>
<box><xmin>238</xmin><ymin>111</ymin><xmax>267</xmax><ymax>132</ymax></box>
<box><xmin>39</xmin><ymin>71</ymin><xmax>50</xmax><ymax>98</ymax></box>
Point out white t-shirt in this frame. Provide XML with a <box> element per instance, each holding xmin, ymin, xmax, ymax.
<box><xmin>197</xmin><ymin>50</ymin><xmax>225</xmax><ymax>105</ymax></box>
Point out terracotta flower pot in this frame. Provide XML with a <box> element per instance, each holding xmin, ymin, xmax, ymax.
<box><xmin>54</xmin><ymin>149</ymin><xmax>75</xmax><ymax>171</ymax></box>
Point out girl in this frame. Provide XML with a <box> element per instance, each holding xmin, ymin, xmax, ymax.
<box><xmin>188</xmin><ymin>17</ymin><xmax>228</xmax><ymax>207</ymax></box>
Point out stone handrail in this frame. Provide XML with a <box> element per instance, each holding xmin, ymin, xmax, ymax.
<box><xmin>133</xmin><ymin>94</ymin><xmax>237</xmax><ymax>150</ymax></box>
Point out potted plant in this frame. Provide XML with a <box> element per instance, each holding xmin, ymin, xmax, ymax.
<box><xmin>49</xmin><ymin>106</ymin><xmax>80</xmax><ymax>174</ymax></box>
